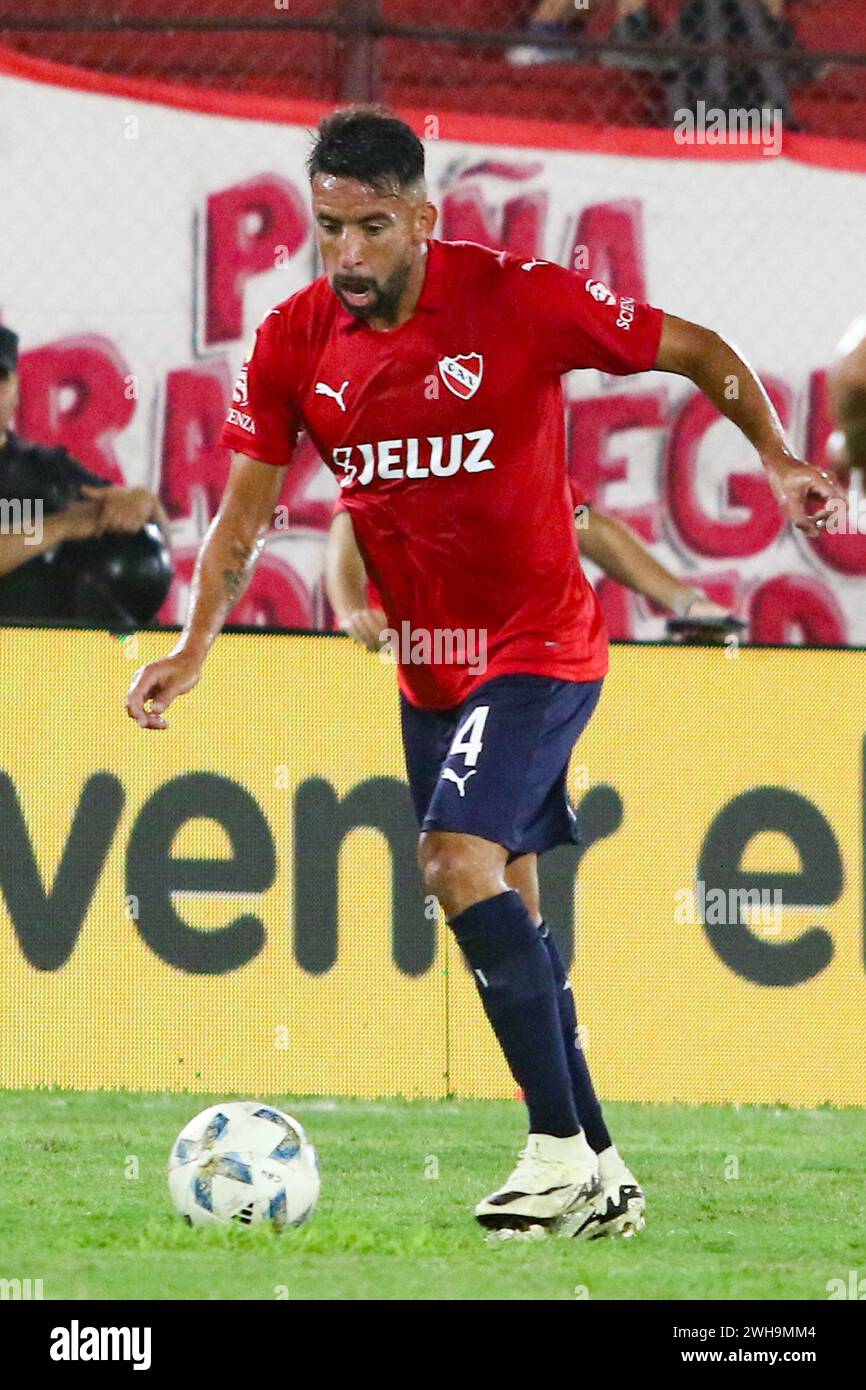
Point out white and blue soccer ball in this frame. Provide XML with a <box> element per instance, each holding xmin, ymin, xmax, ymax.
<box><xmin>168</xmin><ymin>1101</ymin><xmax>320</xmax><ymax>1231</ymax></box>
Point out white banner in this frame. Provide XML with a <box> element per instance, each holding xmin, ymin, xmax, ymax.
<box><xmin>2</xmin><ymin>52</ymin><xmax>866</xmax><ymax>640</ymax></box>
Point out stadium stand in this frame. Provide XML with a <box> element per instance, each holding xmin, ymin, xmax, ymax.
<box><xmin>1</xmin><ymin>0</ymin><xmax>864</xmax><ymax>138</ymax></box>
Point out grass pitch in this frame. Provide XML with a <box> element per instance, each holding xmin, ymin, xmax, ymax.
<box><xmin>3</xmin><ymin>1091</ymin><xmax>863</xmax><ymax>1301</ymax></box>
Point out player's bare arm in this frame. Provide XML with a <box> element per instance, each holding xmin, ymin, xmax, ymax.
<box><xmin>579</xmin><ymin>509</ymin><xmax>728</xmax><ymax>619</ymax></box>
<box><xmin>654</xmin><ymin>313</ymin><xmax>844</xmax><ymax>534</ymax></box>
<box><xmin>324</xmin><ymin>510</ymin><xmax>388</xmax><ymax>650</ymax></box>
<box><xmin>126</xmin><ymin>451</ymin><xmax>285</xmax><ymax>729</ymax></box>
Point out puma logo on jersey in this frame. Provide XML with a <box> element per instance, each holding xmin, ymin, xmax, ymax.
<box><xmin>332</xmin><ymin>429</ymin><xmax>496</xmax><ymax>488</ymax></box>
<box><xmin>316</xmin><ymin>379</ymin><xmax>350</xmax><ymax>411</ymax></box>
<box><xmin>441</xmin><ymin>767</ymin><xmax>476</xmax><ymax>797</ymax></box>
<box><xmin>521</xmin><ymin>258</ymin><xmax>548</xmax><ymax>271</ymax></box>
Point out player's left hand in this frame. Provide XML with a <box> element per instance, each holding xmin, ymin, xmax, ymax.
<box><xmin>763</xmin><ymin>451</ymin><xmax>845</xmax><ymax>536</ymax></box>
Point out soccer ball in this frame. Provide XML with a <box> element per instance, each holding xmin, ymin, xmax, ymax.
<box><xmin>168</xmin><ymin>1101</ymin><xmax>320</xmax><ymax>1231</ymax></box>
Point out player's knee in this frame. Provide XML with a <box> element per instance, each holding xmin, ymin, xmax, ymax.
<box><xmin>419</xmin><ymin>842</ymin><xmax>465</xmax><ymax>901</ymax></box>
<box><xmin>418</xmin><ymin>835</ymin><xmax>486</xmax><ymax>908</ymax></box>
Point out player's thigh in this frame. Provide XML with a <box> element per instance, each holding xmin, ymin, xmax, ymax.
<box><xmin>421</xmin><ymin>674</ymin><xmax>603</xmax><ymax>859</ymax></box>
<box><xmin>399</xmin><ymin>692</ymin><xmax>459</xmax><ymax>828</ymax></box>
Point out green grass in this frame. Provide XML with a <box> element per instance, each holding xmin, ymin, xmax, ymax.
<box><xmin>3</xmin><ymin>1091</ymin><xmax>864</xmax><ymax>1301</ymax></box>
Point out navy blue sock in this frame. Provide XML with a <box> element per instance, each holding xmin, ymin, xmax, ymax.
<box><xmin>450</xmin><ymin>891</ymin><xmax>580</xmax><ymax>1138</ymax></box>
<box><xmin>539</xmin><ymin>922</ymin><xmax>612</xmax><ymax>1154</ymax></box>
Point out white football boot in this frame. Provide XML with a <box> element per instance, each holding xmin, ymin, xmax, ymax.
<box><xmin>475</xmin><ymin>1132</ymin><xmax>601</xmax><ymax>1234</ymax></box>
<box><xmin>557</xmin><ymin>1145</ymin><xmax>645</xmax><ymax>1240</ymax></box>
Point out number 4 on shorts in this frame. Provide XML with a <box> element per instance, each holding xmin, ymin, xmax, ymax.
<box><xmin>448</xmin><ymin>705</ymin><xmax>489</xmax><ymax>767</ymax></box>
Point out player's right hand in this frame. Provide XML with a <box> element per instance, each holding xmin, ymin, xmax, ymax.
<box><xmin>339</xmin><ymin>606</ymin><xmax>389</xmax><ymax>652</ymax></box>
<box><xmin>126</xmin><ymin>653</ymin><xmax>203</xmax><ymax>730</ymax></box>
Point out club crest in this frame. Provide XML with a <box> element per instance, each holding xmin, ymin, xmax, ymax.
<box><xmin>438</xmin><ymin>353</ymin><xmax>483</xmax><ymax>400</ymax></box>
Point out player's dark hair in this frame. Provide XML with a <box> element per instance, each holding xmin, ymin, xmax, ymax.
<box><xmin>307</xmin><ymin>106</ymin><xmax>425</xmax><ymax>194</ymax></box>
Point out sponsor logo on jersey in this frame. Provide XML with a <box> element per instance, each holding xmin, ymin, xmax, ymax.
<box><xmin>315</xmin><ymin>379</ymin><xmax>350</xmax><ymax>411</ymax></box>
<box><xmin>332</xmin><ymin>429</ymin><xmax>495</xmax><ymax>488</ymax></box>
<box><xmin>441</xmin><ymin>767</ymin><xmax>477</xmax><ymax>797</ymax></box>
<box><xmin>227</xmin><ymin>407</ymin><xmax>255</xmax><ymax>434</ymax></box>
<box><xmin>586</xmin><ymin>279</ymin><xmax>619</xmax><ymax>307</ymax></box>
<box><xmin>438</xmin><ymin>353</ymin><xmax>483</xmax><ymax>400</ymax></box>
<box><xmin>616</xmin><ymin>296</ymin><xmax>636</xmax><ymax>330</ymax></box>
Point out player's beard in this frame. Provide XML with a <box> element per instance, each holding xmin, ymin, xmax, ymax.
<box><xmin>333</xmin><ymin>255</ymin><xmax>413</xmax><ymax>325</ymax></box>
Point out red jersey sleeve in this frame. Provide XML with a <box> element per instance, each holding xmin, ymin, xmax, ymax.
<box><xmin>220</xmin><ymin>308</ymin><xmax>301</xmax><ymax>466</ymax></box>
<box><xmin>509</xmin><ymin>259</ymin><xmax>664</xmax><ymax>378</ymax></box>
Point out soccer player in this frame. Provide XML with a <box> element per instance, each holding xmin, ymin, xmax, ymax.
<box><xmin>126</xmin><ymin>106</ymin><xmax>841</xmax><ymax>1237</ymax></box>
<box><xmin>325</xmin><ymin>487</ymin><xmax>732</xmax><ymax>1242</ymax></box>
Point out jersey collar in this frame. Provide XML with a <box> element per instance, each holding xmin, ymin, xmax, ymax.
<box><xmin>335</xmin><ymin>238</ymin><xmax>442</xmax><ymax>333</ymax></box>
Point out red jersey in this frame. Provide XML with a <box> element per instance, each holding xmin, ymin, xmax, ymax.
<box><xmin>221</xmin><ymin>239</ymin><xmax>664</xmax><ymax>708</ymax></box>
<box><xmin>337</xmin><ymin>468</ymin><xmax>587</xmax><ymax>613</ymax></box>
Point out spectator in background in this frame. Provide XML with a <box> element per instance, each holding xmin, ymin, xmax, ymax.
<box><xmin>507</xmin><ymin>0</ymin><xmax>800</xmax><ymax>122</ymax></box>
<box><xmin>508</xmin><ymin>0</ymin><xmax>663</xmax><ymax>68</ymax></box>
<box><xmin>506</xmin><ymin>0</ymin><xmax>584</xmax><ymax>66</ymax></box>
<box><xmin>0</xmin><ymin>325</ymin><xmax>173</xmax><ymax>627</ymax></box>
<box><xmin>664</xmin><ymin>0</ymin><xmax>798</xmax><ymax>123</ymax></box>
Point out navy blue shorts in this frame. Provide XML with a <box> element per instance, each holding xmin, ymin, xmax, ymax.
<box><xmin>399</xmin><ymin>674</ymin><xmax>603</xmax><ymax>859</ymax></box>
